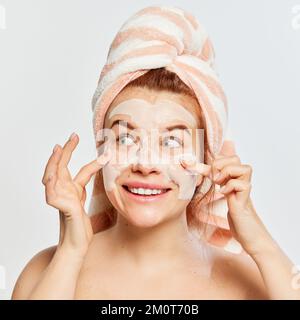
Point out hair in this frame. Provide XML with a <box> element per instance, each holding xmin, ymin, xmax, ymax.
<box><xmin>111</xmin><ymin>67</ymin><xmax>217</xmax><ymax>234</ymax></box>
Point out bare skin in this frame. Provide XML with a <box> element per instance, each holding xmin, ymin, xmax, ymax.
<box><xmin>12</xmin><ymin>235</ymin><xmax>267</xmax><ymax>300</ymax></box>
<box><xmin>11</xmin><ymin>87</ymin><xmax>300</xmax><ymax>300</ymax></box>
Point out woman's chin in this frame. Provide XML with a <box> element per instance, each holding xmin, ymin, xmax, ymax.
<box><xmin>122</xmin><ymin>208</ymin><xmax>164</xmax><ymax>228</ymax></box>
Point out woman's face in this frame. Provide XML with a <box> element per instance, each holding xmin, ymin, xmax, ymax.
<box><xmin>99</xmin><ymin>86</ymin><xmax>208</xmax><ymax>228</ymax></box>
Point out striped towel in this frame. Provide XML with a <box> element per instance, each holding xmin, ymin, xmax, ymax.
<box><xmin>88</xmin><ymin>5</ymin><xmax>243</xmax><ymax>254</ymax></box>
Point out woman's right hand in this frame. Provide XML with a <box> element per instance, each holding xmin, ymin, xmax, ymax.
<box><xmin>42</xmin><ymin>132</ymin><xmax>111</xmax><ymax>256</ymax></box>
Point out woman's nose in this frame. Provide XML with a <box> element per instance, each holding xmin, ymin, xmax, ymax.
<box><xmin>131</xmin><ymin>145</ymin><xmax>161</xmax><ymax>175</ymax></box>
<box><xmin>131</xmin><ymin>162</ymin><xmax>160</xmax><ymax>176</ymax></box>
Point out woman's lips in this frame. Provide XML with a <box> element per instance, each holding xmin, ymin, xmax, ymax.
<box><xmin>123</xmin><ymin>181</ymin><xmax>171</xmax><ymax>190</ymax></box>
<box><xmin>121</xmin><ymin>184</ymin><xmax>172</xmax><ymax>203</ymax></box>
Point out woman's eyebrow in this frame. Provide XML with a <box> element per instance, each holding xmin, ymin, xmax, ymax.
<box><xmin>110</xmin><ymin>119</ymin><xmax>136</xmax><ymax>130</ymax></box>
<box><xmin>163</xmin><ymin>124</ymin><xmax>192</xmax><ymax>135</ymax></box>
<box><xmin>110</xmin><ymin>120</ymin><xmax>192</xmax><ymax>135</ymax></box>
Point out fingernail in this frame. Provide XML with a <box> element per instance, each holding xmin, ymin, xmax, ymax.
<box><xmin>103</xmin><ymin>144</ymin><xmax>110</xmax><ymax>156</ymax></box>
<box><xmin>182</xmin><ymin>158</ymin><xmax>195</xmax><ymax>166</ymax></box>
<box><xmin>213</xmin><ymin>172</ymin><xmax>221</xmax><ymax>181</ymax></box>
<box><xmin>96</xmin><ymin>156</ymin><xmax>107</xmax><ymax>166</ymax></box>
<box><xmin>53</xmin><ymin>144</ymin><xmax>59</xmax><ymax>153</ymax></box>
<box><xmin>194</xmin><ymin>163</ymin><xmax>205</xmax><ymax>174</ymax></box>
<box><xmin>69</xmin><ymin>132</ymin><xmax>77</xmax><ymax>140</ymax></box>
<box><xmin>97</xmin><ymin>149</ymin><xmax>111</xmax><ymax>165</ymax></box>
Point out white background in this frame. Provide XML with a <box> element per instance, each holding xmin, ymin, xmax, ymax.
<box><xmin>0</xmin><ymin>0</ymin><xmax>299</xmax><ymax>299</ymax></box>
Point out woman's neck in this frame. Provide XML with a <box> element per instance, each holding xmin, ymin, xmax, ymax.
<box><xmin>108</xmin><ymin>210</ymin><xmax>197</xmax><ymax>267</ymax></box>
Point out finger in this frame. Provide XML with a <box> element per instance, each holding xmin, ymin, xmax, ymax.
<box><xmin>214</xmin><ymin>164</ymin><xmax>252</xmax><ymax>185</ymax></box>
<box><xmin>180</xmin><ymin>158</ymin><xmax>211</xmax><ymax>176</ymax></box>
<box><xmin>219</xmin><ymin>179</ymin><xmax>251</xmax><ymax>203</ymax></box>
<box><xmin>80</xmin><ymin>188</ymin><xmax>87</xmax><ymax>207</ymax></box>
<box><xmin>44</xmin><ymin>171</ymin><xmax>58</xmax><ymax>205</ymax></box>
<box><xmin>97</xmin><ymin>143</ymin><xmax>113</xmax><ymax>166</ymax></box>
<box><xmin>58</xmin><ymin>132</ymin><xmax>79</xmax><ymax>169</ymax></box>
<box><xmin>214</xmin><ymin>154</ymin><xmax>225</xmax><ymax>159</ymax></box>
<box><xmin>73</xmin><ymin>147</ymin><xmax>112</xmax><ymax>187</ymax></box>
<box><xmin>211</xmin><ymin>155</ymin><xmax>241</xmax><ymax>177</ymax></box>
<box><xmin>42</xmin><ymin>145</ymin><xmax>63</xmax><ymax>185</ymax></box>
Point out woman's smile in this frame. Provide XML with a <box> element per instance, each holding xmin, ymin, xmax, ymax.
<box><xmin>121</xmin><ymin>181</ymin><xmax>173</xmax><ymax>203</ymax></box>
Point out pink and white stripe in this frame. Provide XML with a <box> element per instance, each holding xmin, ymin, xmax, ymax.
<box><xmin>88</xmin><ymin>5</ymin><xmax>243</xmax><ymax>254</ymax></box>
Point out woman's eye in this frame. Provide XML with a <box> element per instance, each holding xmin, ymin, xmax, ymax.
<box><xmin>162</xmin><ymin>136</ymin><xmax>182</xmax><ymax>148</ymax></box>
<box><xmin>116</xmin><ymin>133</ymin><xmax>135</xmax><ymax>146</ymax></box>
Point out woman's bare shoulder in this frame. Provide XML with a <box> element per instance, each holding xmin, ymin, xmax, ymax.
<box><xmin>212</xmin><ymin>247</ymin><xmax>269</xmax><ymax>299</ymax></box>
<box><xmin>11</xmin><ymin>245</ymin><xmax>57</xmax><ymax>299</ymax></box>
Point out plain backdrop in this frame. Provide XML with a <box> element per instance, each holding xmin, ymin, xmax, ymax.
<box><xmin>0</xmin><ymin>0</ymin><xmax>299</xmax><ymax>299</ymax></box>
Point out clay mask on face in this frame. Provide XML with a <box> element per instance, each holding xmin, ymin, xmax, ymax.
<box><xmin>99</xmin><ymin>98</ymin><xmax>205</xmax><ymax>200</ymax></box>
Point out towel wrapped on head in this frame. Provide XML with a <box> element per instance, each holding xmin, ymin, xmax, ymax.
<box><xmin>88</xmin><ymin>5</ymin><xmax>243</xmax><ymax>254</ymax></box>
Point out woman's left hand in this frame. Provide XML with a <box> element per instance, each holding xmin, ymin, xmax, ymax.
<box><xmin>182</xmin><ymin>154</ymin><xmax>300</xmax><ymax>299</ymax></box>
<box><xmin>212</xmin><ymin>154</ymin><xmax>277</xmax><ymax>257</ymax></box>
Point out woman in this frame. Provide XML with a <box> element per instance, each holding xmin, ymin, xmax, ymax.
<box><xmin>12</xmin><ymin>6</ymin><xmax>299</xmax><ymax>300</ymax></box>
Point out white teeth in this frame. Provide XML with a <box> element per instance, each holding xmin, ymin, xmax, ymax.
<box><xmin>128</xmin><ymin>187</ymin><xmax>164</xmax><ymax>195</ymax></box>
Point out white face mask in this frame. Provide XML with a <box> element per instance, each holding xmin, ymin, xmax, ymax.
<box><xmin>97</xmin><ymin>98</ymin><xmax>205</xmax><ymax>200</ymax></box>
